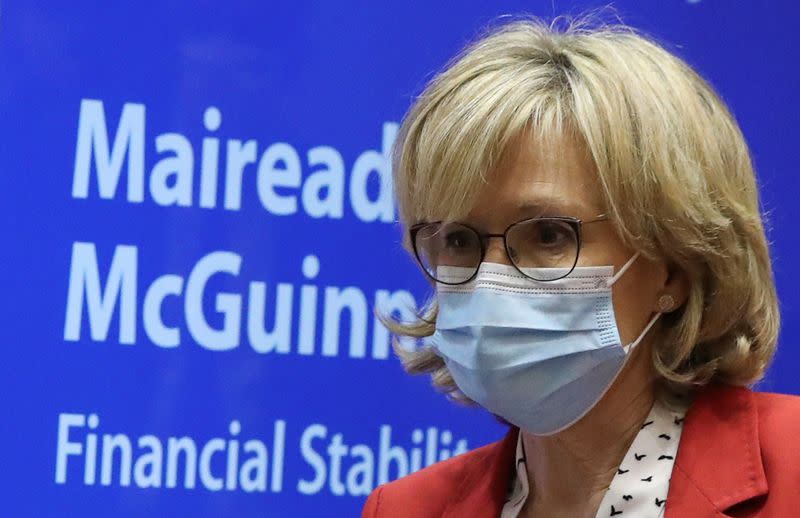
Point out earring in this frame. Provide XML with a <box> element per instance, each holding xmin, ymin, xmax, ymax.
<box><xmin>657</xmin><ymin>294</ymin><xmax>676</xmax><ymax>312</ymax></box>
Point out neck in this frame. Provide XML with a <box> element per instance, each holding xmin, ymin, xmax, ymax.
<box><xmin>521</xmin><ymin>356</ymin><xmax>656</xmax><ymax>514</ymax></box>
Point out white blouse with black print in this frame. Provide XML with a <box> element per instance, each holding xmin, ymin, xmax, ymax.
<box><xmin>501</xmin><ymin>395</ymin><xmax>691</xmax><ymax>518</ymax></box>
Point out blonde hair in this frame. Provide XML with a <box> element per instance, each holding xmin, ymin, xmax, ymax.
<box><xmin>378</xmin><ymin>12</ymin><xmax>780</xmax><ymax>405</ymax></box>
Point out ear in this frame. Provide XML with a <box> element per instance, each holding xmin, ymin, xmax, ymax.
<box><xmin>654</xmin><ymin>262</ymin><xmax>690</xmax><ymax>313</ymax></box>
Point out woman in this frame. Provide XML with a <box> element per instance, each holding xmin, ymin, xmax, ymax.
<box><xmin>363</xmin><ymin>13</ymin><xmax>800</xmax><ymax>518</ymax></box>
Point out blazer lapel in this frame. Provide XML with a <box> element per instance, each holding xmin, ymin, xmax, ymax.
<box><xmin>442</xmin><ymin>425</ymin><xmax>519</xmax><ymax>517</ymax></box>
<box><xmin>665</xmin><ymin>383</ymin><xmax>768</xmax><ymax>516</ymax></box>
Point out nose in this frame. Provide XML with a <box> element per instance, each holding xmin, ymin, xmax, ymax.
<box><xmin>483</xmin><ymin>236</ymin><xmax>514</xmax><ymax>266</ymax></box>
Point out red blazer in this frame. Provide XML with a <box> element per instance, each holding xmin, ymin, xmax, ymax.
<box><xmin>363</xmin><ymin>383</ymin><xmax>800</xmax><ymax>517</ymax></box>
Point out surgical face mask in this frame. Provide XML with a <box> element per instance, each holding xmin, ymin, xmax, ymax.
<box><xmin>427</xmin><ymin>252</ymin><xmax>660</xmax><ymax>436</ymax></box>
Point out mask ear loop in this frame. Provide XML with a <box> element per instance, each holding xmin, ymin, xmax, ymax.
<box><xmin>604</xmin><ymin>251</ymin><xmax>661</xmax><ymax>354</ymax></box>
<box><xmin>622</xmin><ymin>312</ymin><xmax>661</xmax><ymax>354</ymax></box>
<box><xmin>605</xmin><ymin>251</ymin><xmax>641</xmax><ymax>287</ymax></box>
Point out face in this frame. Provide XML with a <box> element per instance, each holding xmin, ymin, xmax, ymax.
<box><xmin>461</xmin><ymin>130</ymin><xmax>683</xmax><ymax>392</ymax></box>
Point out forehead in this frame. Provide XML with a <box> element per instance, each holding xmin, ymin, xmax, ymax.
<box><xmin>466</xmin><ymin>130</ymin><xmax>604</xmax><ymax>222</ymax></box>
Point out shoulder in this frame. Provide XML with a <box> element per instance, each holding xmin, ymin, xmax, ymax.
<box><xmin>692</xmin><ymin>384</ymin><xmax>800</xmax><ymax>448</ymax></box>
<box><xmin>752</xmin><ymin>389</ymin><xmax>800</xmax><ymax>454</ymax></box>
<box><xmin>362</xmin><ymin>438</ymin><xmax>504</xmax><ymax>518</ymax></box>
<box><xmin>752</xmin><ymin>388</ymin><xmax>800</xmax><ymax>420</ymax></box>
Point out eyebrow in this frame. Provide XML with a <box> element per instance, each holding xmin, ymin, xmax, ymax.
<box><xmin>513</xmin><ymin>197</ymin><xmax>591</xmax><ymax>218</ymax></box>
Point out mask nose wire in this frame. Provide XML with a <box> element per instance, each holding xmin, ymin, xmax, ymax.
<box><xmin>605</xmin><ymin>251</ymin><xmax>641</xmax><ymax>287</ymax></box>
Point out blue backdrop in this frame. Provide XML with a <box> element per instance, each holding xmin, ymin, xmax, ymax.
<box><xmin>1</xmin><ymin>1</ymin><xmax>797</xmax><ymax>516</ymax></box>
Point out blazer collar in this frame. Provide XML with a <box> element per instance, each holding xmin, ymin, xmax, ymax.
<box><xmin>666</xmin><ymin>382</ymin><xmax>768</xmax><ymax>515</ymax></box>
<box><xmin>442</xmin><ymin>423</ymin><xmax>519</xmax><ymax>517</ymax></box>
<box><xmin>441</xmin><ymin>382</ymin><xmax>767</xmax><ymax>517</ymax></box>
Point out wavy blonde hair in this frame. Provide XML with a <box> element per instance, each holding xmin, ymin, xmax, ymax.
<box><xmin>378</xmin><ymin>12</ymin><xmax>780</xmax><ymax>405</ymax></box>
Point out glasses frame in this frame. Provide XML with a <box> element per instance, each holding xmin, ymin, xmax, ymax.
<box><xmin>409</xmin><ymin>214</ymin><xmax>609</xmax><ymax>285</ymax></box>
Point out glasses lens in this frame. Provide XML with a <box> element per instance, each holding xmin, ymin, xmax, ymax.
<box><xmin>506</xmin><ymin>218</ymin><xmax>578</xmax><ymax>280</ymax></box>
<box><xmin>414</xmin><ymin>222</ymin><xmax>481</xmax><ymax>284</ymax></box>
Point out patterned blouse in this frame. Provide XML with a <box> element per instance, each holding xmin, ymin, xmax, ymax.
<box><xmin>501</xmin><ymin>396</ymin><xmax>691</xmax><ymax>517</ymax></box>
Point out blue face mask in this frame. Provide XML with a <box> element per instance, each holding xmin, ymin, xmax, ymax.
<box><xmin>428</xmin><ymin>252</ymin><xmax>661</xmax><ymax>436</ymax></box>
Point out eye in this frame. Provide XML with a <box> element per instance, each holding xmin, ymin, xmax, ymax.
<box><xmin>444</xmin><ymin>230</ymin><xmax>472</xmax><ymax>250</ymax></box>
<box><xmin>533</xmin><ymin>220</ymin><xmax>573</xmax><ymax>248</ymax></box>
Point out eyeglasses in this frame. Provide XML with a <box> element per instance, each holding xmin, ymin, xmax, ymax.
<box><xmin>409</xmin><ymin>214</ymin><xmax>609</xmax><ymax>285</ymax></box>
